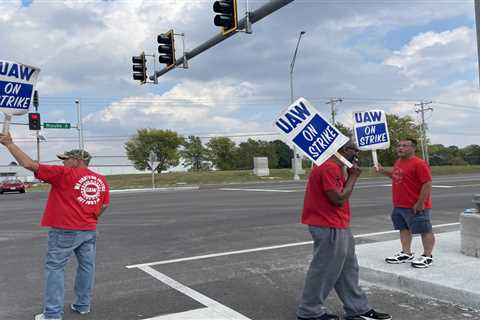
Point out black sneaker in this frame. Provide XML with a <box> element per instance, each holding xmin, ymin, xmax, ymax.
<box><xmin>411</xmin><ymin>254</ymin><xmax>433</xmax><ymax>268</ymax></box>
<box><xmin>385</xmin><ymin>251</ymin><xmax>414</xmax><ymax>264</ymax></box>
<box><xmin>297</xmin><ymin>313</ymin><xmax>339</xmax><ymax>320</ymax></box>
<box><xmin>345</xmin><ymin>309</ymin><xmax>392</xmax><ymax>320</ymax></box>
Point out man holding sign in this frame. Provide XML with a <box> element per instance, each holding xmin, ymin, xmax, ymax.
<box><xmin>0</xmin><ymin>132</ymin><xmax>110</xmax><ymax>320</ymax></box>
<box><xmin>377</xmin><ymin>139</ymin><xmax>435</xmax><ymax>268</ymax></box>
<box><xmin>296</xmin><ymin>140</ymin><xmax>391</xmax><ymax>320</ymax></box>
<box><xmin>274</xmin><ymin>99</ymin><xmax>390</xmax><ymax>320</ymax></box>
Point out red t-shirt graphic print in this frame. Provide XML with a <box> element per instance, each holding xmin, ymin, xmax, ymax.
<box><xmin>35</xmin><ymin>164</ymin><xmax>110</xmax><ymax>230</ymax></box>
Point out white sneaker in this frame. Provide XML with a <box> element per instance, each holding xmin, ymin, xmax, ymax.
<box><xmin>411</xmin><ymin>255</ymin><xmax>433</xmax><ymax>268</ymax></box>
<box><xmin>385</xmin><ymin>251</ymin><xmax>414</xmax><ymax>264</ymax></box>
<box><xmin>34</xmin><ymin>314</ymin><xmax>61</xmax><ymax>320</ymax></box>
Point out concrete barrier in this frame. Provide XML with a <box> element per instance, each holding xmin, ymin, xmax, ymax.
<box><xmin>460</xmin><ymin>194</ymin><xmax>480</xmax><ymax>258</ymax></box>
<box><xmin>253</xmin><ymin>157</ymin><xmax>269</xmax><ymax>177</ymax></box>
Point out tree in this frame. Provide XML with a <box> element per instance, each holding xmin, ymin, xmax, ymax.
<box><xmin>125</xmin><ymin>129</ymin><xmax>184</xmax><ymax>173</ymax></box>
<box><xmin>180</xmin><ymin>135</ymin><xmax>210</xmax><ymax>171</ymax></box>
<box><xmin>335</xmin><ymin>122</ymin><xmax>353</xmax><ymax>137</ymax></box>
<box><xmin>271</xmin><ymin>140</ymin><xmax>293</xmax><ymax>168</ymax></box>
<box><xmin>429</xmin><ymin>144</ymin><xmax>450</xmax><ymax>166</ymax></box>
<box><xmin>206</xmin><ymin>137</ymin><xmax>237</xmax><ymax>170</ymax></box>
<box><xmin>234</xmin><ymin>139</ymin><xmax>279</xmax><ymax>170</ymax></box>
<box><xmin>462</xmin><ymin>144</ymin><xmax>480</xmax><ymax>165</ymax></box>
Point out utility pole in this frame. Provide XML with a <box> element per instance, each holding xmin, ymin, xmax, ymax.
<box><xmin>475</xmin><ymin>0</ymin><xmax>480</xmax><ymax>87</ymax></box>
<box><xmin>289</xmin><ymin>30</ymin><xmax>306</xmax><ymax>181</ymax></box>
<box><xmin>415</xmin><ymin>101</ymin><xmax>433</xmax><ymax>164</ymax></box>
<box><xmin>75</xmin><ymin>99</ymin><xmax>84</xmax><ymax>150</ymax></box>
<box><xmin>325</xmin><ymin>98</ymin><xmax>343</xmax><ymax>124</ymax></box>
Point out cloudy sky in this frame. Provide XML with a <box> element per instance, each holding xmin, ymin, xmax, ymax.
<box><xmin>0</xmin><ymin>0</ymin><xmax>478</xmax><ymax>169</ymax></box>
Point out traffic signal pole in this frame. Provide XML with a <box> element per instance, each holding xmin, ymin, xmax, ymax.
<box><xmin>33</xmin><ymin>91</ymin><xmax>40</xmax><ymax>162</ymax></box>
<box><xmin>150</xmin><ymin>0</ymin><xmax>295</xmax><ymax>81</ymax></box>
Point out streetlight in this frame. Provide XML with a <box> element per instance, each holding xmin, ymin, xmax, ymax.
<box><xmin>75</xmin><ymin>99</ymin><xmax>84</xmax><ymax>150</ymax></box>
<box><xmin>289</xmin><ymin>30</ymin><xmax>306</xmax><ymax>181</ymax></box>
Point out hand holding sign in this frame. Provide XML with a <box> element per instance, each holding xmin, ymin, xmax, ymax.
<box><xmin>353</xmin><ymin>109</ymin><xmax>390</xmax><ymax>169</ymax></box>
<box><xmin>0</xmin><ymin>60</ymin><xmax>41</xmax><ymax>133</ymax></box>
<box><xmin>274</xmin><ymin>98</ymin><xmax>351</xmax><ymax>168</ymax></box>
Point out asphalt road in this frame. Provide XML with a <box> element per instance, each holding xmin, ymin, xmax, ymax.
<box><xmin>1</xmin><ymin>174</ymin><xmax>480</xmax><ymax>320</ymax></box>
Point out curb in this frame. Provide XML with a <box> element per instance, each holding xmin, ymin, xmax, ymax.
<box><xmin>359</xmin><ymin>265</ymin><xmax>480</xmax><ymax>310</ymax></box>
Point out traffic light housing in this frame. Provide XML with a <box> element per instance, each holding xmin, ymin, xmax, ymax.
<box><xmin>213</xmin><ymin>0</ymin><xmax>238</xmax><ymax>36</ymax></box>
<box><xmin>132</xmin><ymin>53</ymin><xmax>147</xmax><ymax>84</ymax></box>
<box><xmin>28</xmin><ymin>112</ymin><xmax>41</xmax><ymax>130</ymax></box>
<box><xmin>157</xmin><ymin>30</ymin><xmax>175</xmax><ymax>69</ymax></box>
<box><xmin>33</xmin><ymin>91</ymin><xmax>39</xmax><ymax>108</ymax></box>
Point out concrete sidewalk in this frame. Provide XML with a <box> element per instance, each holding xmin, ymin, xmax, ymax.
<box><xmin>356</xmin><ymin>231</ymin><xmax>480</xmax><ymax>310</ymax></box>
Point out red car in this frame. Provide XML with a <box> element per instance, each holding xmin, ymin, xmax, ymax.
<box><xmin>0</xmin><ymin>179</ymin><xmax>26</xmax><ymax>194</ymax></box>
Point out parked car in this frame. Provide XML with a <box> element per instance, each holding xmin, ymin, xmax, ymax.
<box><xmin>0</xmin><ymin>179</ymin><xmax>26</xmax><ymax>194</ymax></box>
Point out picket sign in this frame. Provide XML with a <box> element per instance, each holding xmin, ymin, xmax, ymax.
<box><xmin>0</xmin><ymin>60</ymin><xmax>41</xmax><ymax>134</ymax></box>
<box><xmin>2</xmin><ymin>114</ymin><xmax>11</xmax><ymax>134</ymax></box>
<box><xmin>274</xmin><ymin>97</ymin><xmax>352</xmax><ymax>168</ymax></box>
<box><xmin>352</xmin><ymin>109</ymin><xmax>390</xmax><ymax>169</ymax></box>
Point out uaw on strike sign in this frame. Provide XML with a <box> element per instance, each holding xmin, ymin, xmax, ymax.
<box><xmin>353</xmin><ymin>109</ymin><xmax>390</xmax><ymax>168</ymax></box>
<box><xmin>1</xmin><ymin>60</ymin><xmax>41</xmax><ymax>133</ymax></box>
<box><xmin>274</xmin><ymin>98</ymin><xmax>351</xmax><ymax>167</ymax></box>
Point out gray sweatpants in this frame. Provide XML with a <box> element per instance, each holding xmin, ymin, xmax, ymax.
<box><xmin>297</xmin><ymin>226</ymin><xmax>370</xmax><ymax>318</ymax></box>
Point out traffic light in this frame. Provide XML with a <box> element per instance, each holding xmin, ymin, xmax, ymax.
<box><xmin>33</xmin><ymin>91</ymin><xmax>39</xmax><ymax>108</ymax></box>
<box><xmin>213</xmin><ymin>0</ymin><xmax>238</xmax><ymax>35</ymax></box>
<box><xmin>157</xmin><ymin>30</ymin><xmax>175</xmax><ymax>69</ymax></box>
<box><xmin>28</xmin><ymin>112</ymin><xmax>41</xmax><ymax>130</ymax></box>
<box><xmin>132</xmin><ymin>53</ymin><xmax>147</xmax><ymax>84</ymax></box>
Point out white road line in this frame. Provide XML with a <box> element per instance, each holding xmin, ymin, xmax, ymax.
<box><xmin>454</xmin><ymin>183</ymin><xmax>480</xmax><ymax>188</ymax></box>
<box><xmin>219</xmin><ymin>188</ymin><xmax>294</xmax><ymax>193</ymax></box>
<box><xmin>126</xmin><ymin>222</ymin><xmax>459</xmax><ymax>269</ymax></box>
<box><xmin>111</xmin><ymin>187</ymin><xmax>199</xmax><ymax>194</ymax></box>
<box><xmin>137</xmin><ymin>265</ymin><xmax>251</xmax><ymax>320</ymax></box>
<box><xmin>126</xmin><ymin>241</ymin><xmax>313</xmax><ymax>269</ymax></box>
<box><xmin>219</xmin><ymin>184</ymin><xmax>457</xmax><ymax>192</ymax></box>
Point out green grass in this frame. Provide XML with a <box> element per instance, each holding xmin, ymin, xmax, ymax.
<box><xmin>27</xmin><ymin>165</ymin><xmax>480</xmax><ymax>191</ymax></box>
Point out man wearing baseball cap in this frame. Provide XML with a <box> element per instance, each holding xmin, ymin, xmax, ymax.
<box><xmin>0</xmin><ymin>132</ymin><xmax>110</xmax><ymax>320</ymax></box>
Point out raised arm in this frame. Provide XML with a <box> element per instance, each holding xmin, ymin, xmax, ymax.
<box><xmin>0</xmin><ymin>132</ymin><xmax>39</xmax><ymax>172</ymax></box>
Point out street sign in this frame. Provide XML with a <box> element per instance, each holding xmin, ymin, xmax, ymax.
<box><xmin>274</xmin><ymin>97</ymin><xmax>350</xmax><ymax>167</ymax></box>
<box><xmin>43</xmin><ymin>122</ymin><xmax>71</xmax><ymax>129</ymax></box>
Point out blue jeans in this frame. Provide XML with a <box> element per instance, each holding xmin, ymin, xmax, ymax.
<box><xmin>43</xmin><ymin>228</ymin><xmax>96</xmax><ymax>319</ymax></box>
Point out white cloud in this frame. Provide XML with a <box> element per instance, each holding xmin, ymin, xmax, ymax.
<box><xmin>384</xmin><ymin>27</ymin><xmax>476</xmax><ymax>85</ymax></box>
<box><xmin>85</xmin><ymin>80</ymin><xmax>261</xmax><ymax>133</ymax></box>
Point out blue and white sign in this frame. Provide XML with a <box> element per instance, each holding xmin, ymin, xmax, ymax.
<box><xmin>274</xmin><ymin>98</ymin><xmax>350</xmax><ymax>166</ymax></box>
<box><xmin>353</xmin><ymin>109</ymin><xmax>390</xmax><ymax>151</ymax></box>
<box><xmin>0</xmin><ymin>60</ymin><xmax>41</xmax><ymax>116</ymax></box>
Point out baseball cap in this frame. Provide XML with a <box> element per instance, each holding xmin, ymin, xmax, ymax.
<box><xmin>343</xmin><ymin>139</ymin><xmax>360</xmax><ymax>151</ymax></box>
<box><xmin>57</xmin><ymin>149</ymin><xmax>92</xmax><ymax>161</ymax></box>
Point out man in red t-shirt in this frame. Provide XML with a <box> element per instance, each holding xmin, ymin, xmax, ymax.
<box><xmin>297</xmin><ymin>140</ymin><xmax>391</xmax><ymax>320</ymax></box>
<box><xmin>0</xmin><ymin>132</ymin><xmax>109</xmax><ymax>320</ymax></box>
<box><xmin>377</xmin><ymin>138</ymin><xmax>435</xmax><ymax>269</ymax></box>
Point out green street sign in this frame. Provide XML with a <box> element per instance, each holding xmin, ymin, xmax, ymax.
<box><xmin>43</xmin><ymin>122</ymin><xmax>71</xmax><ymax>129</ymax></box>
